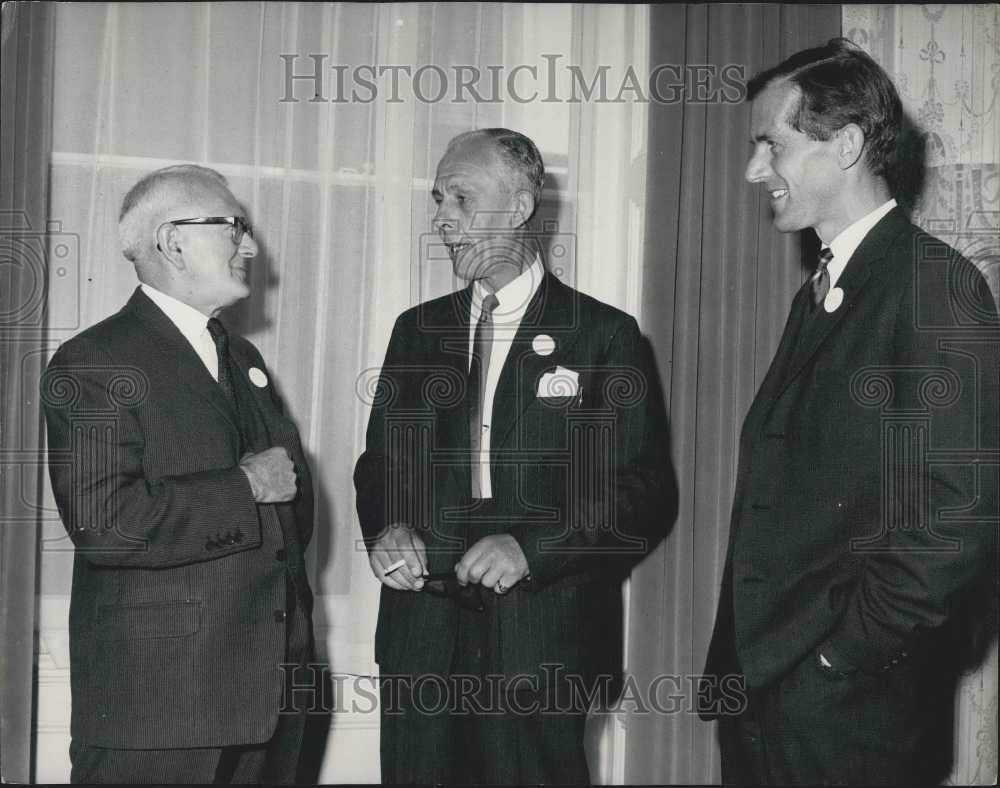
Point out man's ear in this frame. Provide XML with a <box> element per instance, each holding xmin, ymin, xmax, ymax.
<box><xmin>509</xmin><ymin>188</ymin><xmax>535</xmax><ymax>230</ymax></box>
<box><xmin>837</xmin><ymin>124</ymin><xmax>866</xmax><ymax>170</ymax></box>
<box><xmin>155</xmin><ymin>222</ymin><xmax>185</xmax><ymax>269</ymax></box>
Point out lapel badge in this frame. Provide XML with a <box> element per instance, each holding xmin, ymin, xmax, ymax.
<box><xmin>824</xmin><ymin>287</ymin><xmax>844</xmax><ymax>313</ymax></box>
<box><xmin>248</xmin><ymin>367</ymin><xmax>268</xmax><ymax>388</ymax></box>
<box><xmin>532</xmin><ymin>333</ymin><xmax>556</xmax><ymax>356</ymax></box>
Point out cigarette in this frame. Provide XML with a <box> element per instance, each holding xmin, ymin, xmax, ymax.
<box><xmin>385</xmin><ymin>559</ymin><xmax>407</xmax><ymax>576</ymax></box>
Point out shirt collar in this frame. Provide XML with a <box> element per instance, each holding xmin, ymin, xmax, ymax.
<box><xmin>472</xmin><ymin>256</ymin><xmax>545</xmax><ymax>326</ymax></box>
<box><xmin>824</xmin><ymin>199</ymin><xmax>897</xmax><ymax>288</ymax></box>
<box><xmin>140</xmin><ymin>283</ymin><xmax>211</xmax><ymax>345</ymax></box>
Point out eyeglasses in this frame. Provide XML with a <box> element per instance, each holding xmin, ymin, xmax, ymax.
<box><xmin>166</xmin><ymin>216</ymin><xmax>254</xmax><ymax>245</ymax></box>
<box><xmin>422</xmin><ymin>571</ymin><xmax>485</xmax><ymax>612</ymax></box>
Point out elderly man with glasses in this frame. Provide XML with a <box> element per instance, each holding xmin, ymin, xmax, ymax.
<box><xmin>41</xmin><ymin>164</ymin><xmax>316</xmax><ymax>784</ymax></box>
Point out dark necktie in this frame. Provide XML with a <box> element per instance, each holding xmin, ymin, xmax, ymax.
<box><xmin>811</xmin><ymin>246</ymin><xmax>833</xmax><ymax>308</ymax></box>
<box><xmin>207</xmin><ymin>317</ymin><xmax>251</xmax><ymax>454</ymax></box>
<box><xmin>468</xmin><ymin>294</ymin><xmax>499</xmax><ymax>499</ymax></box>
<box><xmin>207</xmin><ymin>317</ymin><xmax>237</xmax><ymax>406</ymax></box>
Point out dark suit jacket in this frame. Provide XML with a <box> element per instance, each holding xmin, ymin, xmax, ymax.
<box><xmin>354</xmin><ymin>272</ymin><xmax>675</xmax><ymax>690</ymax></box>
<box><xmin>42</xmin><ymin>288</ymin><xmax>314</xmax><ymax>749</ymax></box>
<box><xmin>706</xmin><ymin>208</ymin><xmax>998</xmax><ymax>708</ymax></box>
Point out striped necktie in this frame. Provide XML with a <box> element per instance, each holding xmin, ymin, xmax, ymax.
<box><xmin>811</xmin><ymin>247</ymin><xmax>833</xmax><ymax>309</ymax></box>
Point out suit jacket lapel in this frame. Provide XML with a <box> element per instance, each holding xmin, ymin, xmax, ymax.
<box><xmin>742</xmin><ymin>281</ymin><xmax>812</xmax><ymax>439</ymax></box>
<box><xmin>491</xmin><ymin>274</ymin><xmax>583</xmax><ymax>452</ymax></box>
<box><xmin>770</xmin><ymin>208</ymin><xmax>909</xmax><ymax>405</ymax></box>
<box><xmin>127</xmin><ymin>288</ymin><xmax>242</xmax><ymax>437</ymax></box>
<box><xmin>425</xmin><ymin>287</ymin><xmax>477</xmax><ymax>497</ymax></box>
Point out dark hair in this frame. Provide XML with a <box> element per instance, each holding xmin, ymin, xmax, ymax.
<box><xmin>447</xmin><ymin>127</ymin><xmax>545</xmax><ymax>206</ymax></box>
<box><xmin>747</xmin><ymin>37</ymin><xmax>902</xmax><ymax>179</ymax></box>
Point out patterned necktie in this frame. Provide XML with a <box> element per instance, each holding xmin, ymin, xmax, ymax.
<box><xmin>811</xmin><ymin>247</ymin><xmax>833</xmax><ymax>308</ymax></box>
<box><xmin>468</xmin><ymin>294</ymin><xmax>499</xmax><ymax>499</ymax></box>
<box><xmin>207</xmin><ymin>318</ymin><xmax>236</xmax><ymax>405</ymax></box>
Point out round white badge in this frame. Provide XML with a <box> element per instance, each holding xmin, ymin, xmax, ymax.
<box><xmin>532</xmin><ymin>334</ymin><xmax>556</xmax><ymax>356</ymax></box>
<box><xmin>248</xmin><ymin>367</ymin><xmax>268</xmax><ymax>388</ymax></box>
<box><xmin>824</xmin><ymin>287</ymin><xmax>844</xmax><ymax>313</ymax></box>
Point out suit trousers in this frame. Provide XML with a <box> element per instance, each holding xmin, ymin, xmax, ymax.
<box><xmin>378</xmin><ymin>593</ymin><xmax>590</xmax><ymax>786</ymax></box>
<box><xmin>449</xmin><ymin>596</ymin><xmax>590</xmax><ymax>785</ymax></box>
<box><xmin>718</xmin><ymin>648</ymin><xmax>953</xmax><ymax>786</ymax></box>
<box><xmin>70</xmin><ymin>575</ymin><xmax>312</xmax><ymax>785</ymax></box>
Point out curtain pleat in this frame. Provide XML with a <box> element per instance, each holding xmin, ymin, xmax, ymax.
<box><xmin>0</xmin><ymin>2</ymin><xmax>55</xmax><ymax>784</ymax></box>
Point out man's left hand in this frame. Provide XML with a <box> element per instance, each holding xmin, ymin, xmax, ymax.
<box><xmin>456</xmin><ymin>534</ymin><xmax>530</xmax><ymax>594</ymax></box>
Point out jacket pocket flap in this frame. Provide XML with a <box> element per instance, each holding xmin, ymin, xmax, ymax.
<box><xmin>99</xmin><ymin>601</ymin><xmax>202</xmax><ymax>640</ymax></box>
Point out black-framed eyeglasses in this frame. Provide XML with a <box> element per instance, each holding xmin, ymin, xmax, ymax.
<box><xmin>422</xmin><ymin>571</ymin><xmax>485</xmax><ymax>613</ymax></box>
<box><xmin>166</xmin><ymin>216</ymin><xmax>254</xmax><ymax>245</ymax></box>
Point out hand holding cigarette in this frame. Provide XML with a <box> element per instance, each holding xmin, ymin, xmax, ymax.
<box><xmin>369</xmin><ymin>523</ymin><xmax>427</xmax><ymax>591</ymax></box>
<box><xmin>384</xmin><ymin>558</ymin><xmax>407</xmax><ymax>575</ymax></box>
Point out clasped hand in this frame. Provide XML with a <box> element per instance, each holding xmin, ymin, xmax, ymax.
<box><xmin>239</xmin><ymin>446</ymin><xmax>297</xmax><ymax>502</ymax></box>
<box><xmin>369</xmin><ymin>525</ymin><xmax>529</xmax><ymax>594</ymax></box>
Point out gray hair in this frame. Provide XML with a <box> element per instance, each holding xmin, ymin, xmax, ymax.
<box><xmin>118</xmin><ymin>164</ymin><xmax>230</xmax><ymax>263</ymax></box>
<box><xmin>446</xmin><ymin>128</ymin><xmax>545</xmax><ymax>208</ymax></box>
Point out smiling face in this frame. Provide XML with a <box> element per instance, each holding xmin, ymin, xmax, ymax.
<box><xmin>745</xmin><ymin>79</ymin><xmax>847</xmax><ymax>241</ymax></box>
<box><xmin>163</xmin><ymin>185</ymin><xmax>258</xmax><ymax>316</ymax></box>
<box><xmin>431</xmin><ymin>136</ymin><xmax>530</xmax><ymax>290</ymax></box>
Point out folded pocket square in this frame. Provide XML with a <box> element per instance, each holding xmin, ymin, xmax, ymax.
<box><xmin>537</xmin><ymin>366</ymin><xmax>579</xmax><ymax>398</ymax></box>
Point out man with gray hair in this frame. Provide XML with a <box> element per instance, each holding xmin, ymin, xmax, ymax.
<box><xmin>42</xmin><ymin>164</ymin><xmax>315</xmax><ymax>783</ymax></box>
<box><xmin>355</xmin><ymin>128</ymin><xmax>676</xmax><ymax>783</ymax></box>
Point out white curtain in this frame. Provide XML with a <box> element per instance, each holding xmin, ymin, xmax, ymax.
<box><xmin>845</xmin><ymin>5</ymin><xmax>999</xmax><ymax>785</ymax></box>
<box><xmin>37</xmin><ymin>2</ymin><xmax>649</xmax><ymax>782</ymax></box>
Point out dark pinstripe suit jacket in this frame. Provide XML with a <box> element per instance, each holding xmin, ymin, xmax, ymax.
<box><xmin>42</xmin><ymin>288</ymin><xmax>314</xmax><ymax>749</ymax></box>
<box><xmin>354</xmin><ymin>272</ymin><xmax>676</xmax><ymax>692</ymax></box>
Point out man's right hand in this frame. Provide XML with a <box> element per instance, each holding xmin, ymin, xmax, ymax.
<box><xmin>239</xmin><ymin>447</ymin><xmax>297</xmax><ymax>503</ymax></box>
<box><xmin>369</xmin><ymin>523</ymin><xmax>427</xmax><ymax>591</ymax></box>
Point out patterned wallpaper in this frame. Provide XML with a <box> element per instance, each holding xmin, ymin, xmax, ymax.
<box><xmin>846</xmin><ymin>5</ymin><xmax>999</xmax><ymax>305</ymax></box>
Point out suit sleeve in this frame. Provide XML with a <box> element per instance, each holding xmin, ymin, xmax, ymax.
<box><xmin>820</xmin><ymin>262</ymin><xmax>999</xmax><ymax>674</ymax></box>
<box><xmin>354</xmin><ymin>315</ymin><xmax>411</xmax><ymax>548</ymax></box>
<box><xmin>512</xmin><ymin>315</ymin><xmax>678</xmax><ymax>589</ymax></box>
<box><xmin>42</xmin><ymin>337</ymin><xmax>261</xmax><ymax>568</ymax></box>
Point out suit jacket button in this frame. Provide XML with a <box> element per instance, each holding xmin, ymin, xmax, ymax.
<box><xmin>275</xmin><ymin>549</ymin><xmax>286</xmax><ymax>562</ymax></box>
<box><xmin>274</xmin><ymin>610</ymin><xmax>287</xmax><ymax>623</ymax></box>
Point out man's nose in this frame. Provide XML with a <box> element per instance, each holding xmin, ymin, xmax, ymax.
<box><xmin>745</xmin><ymin>148</ymin><xmax>770</xmax><ymax>183</ymax></box>
<box><xmin>432</xmin><ymin>207</ymin><xmax>455</xmax><ymax>235</ymax></box>
<box><xmin>239</xmin><ymin>234</ymin><xmax>258</xmax><ymax>258</ymax></box>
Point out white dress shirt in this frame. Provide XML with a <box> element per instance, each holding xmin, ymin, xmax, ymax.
<box><xmin>467</xmin><ymin>256</ymin><xmax>545</xmax><ymax>498</ymax></box>
<box><xmin>140</xmin><ymin>284</ymin><xmax>219</xmax><ymax>381</ymax></box>
<box><xmin>821</xmin><ymin>198</ymin><xmax>897</xmax><ymax>289</ymax></box>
